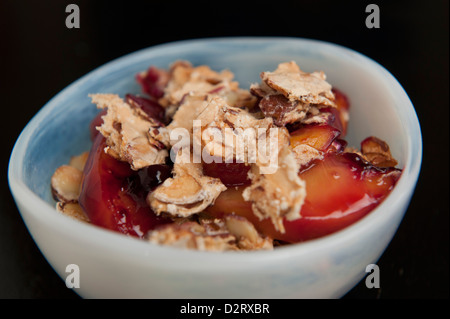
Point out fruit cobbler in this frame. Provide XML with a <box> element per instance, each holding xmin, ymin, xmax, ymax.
<box><xmin>51</xmin><ymin>61</ymin><xmax>402</xmax><ymax>251</ymax></box>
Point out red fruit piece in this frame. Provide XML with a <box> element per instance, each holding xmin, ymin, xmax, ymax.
<box><xmin>317</xmin><ymin>106</ymin><xmax>345</xmax><ymax>135</ymax></box>
<box><xmin>205</xmin><ymin>185</ymin><xmax>253</xmax><ymax>219</ymax></box>
<box><xmin>125</xmin><ymin>94</ymin><xmax>166</xmax><ymax>125</ymax></box>
<box><xmin>206</xmin><ymin>152</ymin><xmax>401</xmax><ymax>243</ymax></box>
<box><xmin>281</xmin><ymin>152</ymin><xmax>401</xmax><ymax>242</ymax></box>
<box><xmin>78</xmin><ymin>135</ymin><xmax>171</xmax><ymax>237</ymax></box>
<box><xmin>290</xmin><ymin>124</ymin><xmax>341</xmax><ymax>153</ymax></box>
<box><xmin>333</xmin><ymin>88</ymin><xmax>350</xmax><ymax>111</ymax></box>
<box><xmin>327</xmin><ymin>138</ymin><xmax>348</xmax><ymax>154</ymax></box>
<box><xmin>89</xmin><ymin>109</ymin><xmax>107</xmax><ymax>141</ymax></box>
<box><xmin>136</xmin><ymin>66</ymin><xmax>170</xmax><ymax>99</ymax></box>
<box><xmin>202</xmin><ymin>161</ymin><xmax>251</xmax><ymax>187</ymax></box>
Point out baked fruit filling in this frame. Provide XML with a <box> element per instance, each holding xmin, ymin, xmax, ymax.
<box><xmin>51</xmin><ymin>61</ymin><xmax>402</xmax><ymax>251</ymax></box>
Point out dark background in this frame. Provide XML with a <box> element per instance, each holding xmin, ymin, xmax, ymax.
<box><xmin>0</xmin><ymin>0</ymin><xmax>448</xmax><ymax>299</ymax></box>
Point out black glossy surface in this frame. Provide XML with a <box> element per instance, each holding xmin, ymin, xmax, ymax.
<box><xmin>1</xmin><ymin>0</ymin><xmax>448</xmax><ymax>299</ymax></box>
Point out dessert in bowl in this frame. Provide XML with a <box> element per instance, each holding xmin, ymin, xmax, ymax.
<box><xmin>8</xmin><ymin>37</ymin><xmax>422</xmax><ymax>298</ymax></box>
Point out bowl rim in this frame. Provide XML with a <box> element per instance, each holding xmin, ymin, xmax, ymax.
<box><xmin>8</xmin><ymin>36</ymin><xmax>422</xmax><ymax>266</ymax></box>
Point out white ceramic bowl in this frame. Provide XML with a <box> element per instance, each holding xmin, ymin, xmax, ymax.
<box><xmin>8</xmin><ymin>37</ymin><xmax>422</xmax><ymax>298</ymax></box>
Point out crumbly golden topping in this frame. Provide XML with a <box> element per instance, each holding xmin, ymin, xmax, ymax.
<box><xmin>194</xmin><ymin>95</ymin><xmax>288</xmax><ymax>164</ymax></box>
<box><xmin>52</xmin><ymin>60</ymin><xmax>387</xmax><ymax>251</ymax></box>
<box><xmin>261</xmin><ymin>61</ymin><xmax>335</xmax><ymax>106</ymax></box>
<box><xmin>251</xmin><ymin>61</ymin><xmax>336</xmax><ymax>126</ymax></box>
<box><xmin>159</xmin><ymin>61</ymin><xmax>256</xmax><ymax>119</ymax></box>
<box><xmin>90</xmin><ymin>93</ymin><xmax>168</xmax><ymax>170</ymax></box>
<box><xmin>51</xmin><ymin>152</ymin><xmax>90</xmax><ymax>223</ymax></box>
<box><xmin>242</xmin><ymin>146</ymin><xmax>306</xmax><ymax>233</ymax></box>
<box><xmin>146</xmin><ymin>214</ymin><xmax>272</xmax><ymax>251</ymax></box>
<box><xmin>56</xmin><ymin>202</ymin><xmax>90</xmax><ymax>223</ymax></box>
<box><xmin>291</xmin><ymin>144</ymin><xmax>324</xmax><ymax>167</ymax></box>
<box><xmin>147</xmin><ymin>151</ymin><xmax>227</xmax><ymax>218</ymax></box>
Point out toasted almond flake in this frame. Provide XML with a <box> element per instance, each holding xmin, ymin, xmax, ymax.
<box><xmin>198</xmin><ymin>216</ymin><xmax>231</xmax><ymax>236</ymax></box>
<box><xmin>68</xmin><ymin>152</ymin><xmax>89</xmax><ymax>172</ymax></box>
<box><xmin>147</xmin><ymin>151</ymin><xmax>227</xmax><ymax>218</ymax></box>
<box><xmin>90</xmin><ymin>93</ymin><xmax>168</xmax><ymax>170</ymax></box>
<box><xmin>361</xmin><ymin>136</ymin><xmax>398</xmax><ymax>168</ymax></box>
<box><xmin>261</xmin><ymin>61</ymin><xmax>335</xmax><ymax>106</ymax></box>
<box><xmin>166</xmin><ymin>94</ymin><xmax>214</xmax><ymax>134</ymax></box>
<box><xmin>56</xmin><ymin>202</ymin><xmax>90</xmax><ymax>223</ymax></box>
<box><xmin>51</xmin><ymin>165</ymin><xmax>83</xmax><ymax>203</ymax></box>
<box><xmin>146</xmin><ymin>221</ymin><xmax>238</xmax><ymax>251</ymax></box>
<box><xmin>291</xmin><ymin>144</ymin><xmax>324</xmax><ymax>167</ymax></box>
<box><xmin>147</xmin><ymin>214</ymin><xmax>272</xmax><ymax>251</ymax></box>
<box><xmin>224</xmin><ymin>215</ymin><xmax>273</xmax><ymax>250</ymax></box>
<box><xmin>363</xmin><ymin>153</ymin><xmax>398</xmax><ymax>168</ymax></box>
